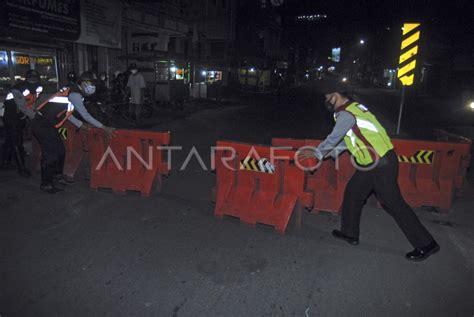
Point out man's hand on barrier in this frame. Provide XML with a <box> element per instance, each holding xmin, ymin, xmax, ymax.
<box><xmin>80</xmin><ymin>123</ymin><xmax>91</xmax><ymax>132</ymax></box>
<box><xmin>298</xmin><ymin>148</ymin><xmax>317</xmax><ymax>160</ymax></box>
<box><xmin>103</xmin><ymin>126</ymin><xmax>116</xmax><ymax>139</ymax></box>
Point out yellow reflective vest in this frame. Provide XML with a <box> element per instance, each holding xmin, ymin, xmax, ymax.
<box><xmin>335</xmin><ymin>102</ymin><xmax>394</xmax><ymax>166</ymax></box>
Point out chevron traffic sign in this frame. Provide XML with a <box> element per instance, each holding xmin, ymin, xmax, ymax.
<box><xmin>397</xmin><ymin>150</ymin><xmax>434</xmax><ymax>164</ymax></box>
<box><xmin>240</xmin><ymin>157</ymin><xmax>275</xmax><ymax>174</ymax></box>
<box><xmin>58</xmin><ymin>127</ymin><xmax>68</xmax><ymax>140</ymax></box>
<box><xmin>397</xmin><ymin>23</ymin><xmax>421</xmax><ymax>86</ymax></box>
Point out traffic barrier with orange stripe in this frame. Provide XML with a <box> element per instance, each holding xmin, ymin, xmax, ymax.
<box><xmin>214</xmin><ymin>140</ymin><xmax>315</xmax><ymax>234</ymax></box>
<box><xmin>272</xmin><ymin>135</ymin><xmax>471</xmax><ymax>213</ymax></box>
<box><xmin>88</xmin><ymin>129</ymin><xmax>171</xmax><ymax>196</ymax></box>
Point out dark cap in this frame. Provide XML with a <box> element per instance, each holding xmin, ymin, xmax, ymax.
<box><xmin>78</xmin><ymin>71</ymin><xmax>96</xmax><ymax>83</ymax></box>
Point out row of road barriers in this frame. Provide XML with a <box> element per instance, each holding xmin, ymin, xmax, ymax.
<box><xmin>31</xmin><ymin>124</ymin><xmax>471</xmax><ymax>234</ymax></box>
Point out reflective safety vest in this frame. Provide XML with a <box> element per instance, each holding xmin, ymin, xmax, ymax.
<box><xmin>36</xmin><ymin>86</ymin><xmax>76</xmax><ymax>128</ymax></box>
<box><xmin>5</xmin><ymin>83</ymin><xmax>43</xmax><ymax>109</ymax></box>
<box><xmin>335</xmin><ymin>102</ymin><xmax>394</xmax><ymax>166</ymax></box>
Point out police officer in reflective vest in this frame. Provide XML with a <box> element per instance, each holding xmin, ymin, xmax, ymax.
<box><xmin>1</xmin><ymin>70</ymin><xmax>43</xmax><ymax>176</ymax></box>
<box><xmin>299</xmin><ymin>91</ymin><xmax>439</xmax><ymax>261</ymax></box>
<box><xmin>31</xmin><ymin>71</ymin><xmax>115</xmax><ymax>194</ymax></box>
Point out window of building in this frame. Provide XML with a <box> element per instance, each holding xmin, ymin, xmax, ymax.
<box><xmin>0</xmin><ymin>51</ymin><xmax>10</xmax><ymax>94</ymax></box>
<box><xmin>7</xmin><ymin>50</ymin><xmax>58</xmax><ymax>92</ymax></box>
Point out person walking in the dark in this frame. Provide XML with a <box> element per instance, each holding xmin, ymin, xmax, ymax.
<box><xmin>32</xmin><ymin>71</ymin><xmax>115</xmax><ymax>193</ymax></box>
<box><xmin>126</xmin><ymin>63</ymin><xmax>146</xmax><ymax>124</ymax></box>
<box><xmin>299</xmin><ymin>91</ymin><xmax>439</xmax><ymax>261</ymax></box>
<box><xmin>1</xmin><ymin>70</ymin><xmax>43</xmax><ymax>177</ymax></box>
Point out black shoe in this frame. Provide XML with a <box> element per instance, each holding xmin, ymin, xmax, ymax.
<box><xmin>40</xmin><ymin>184</ymin><xmax>64</xmax><ymax>194</ymax></box>
<box><xmin>406</xmin><ymin>241</ymin><xmax>440</xmax><ymax>262</ymax></box>
<box><xmin>332</xmin><ymin>230</ymin><xmax>359</xmax><ymax>245</ymax></box>
<box><xmin>54</xmin><ymin>175</ymin><xmax>74</xmax><ymax>186</ymax></box>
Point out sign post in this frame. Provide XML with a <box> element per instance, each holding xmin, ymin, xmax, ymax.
<box><xmin>396</xmin><ymin>23</ymin><xmax>421</xmax><ymax>134</ymax></box>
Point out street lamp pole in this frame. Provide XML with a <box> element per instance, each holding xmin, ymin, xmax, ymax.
<box><xmin>396</xmin><ymin>85</ymin><xmax>406</xmax><ymax>134</ymax></box>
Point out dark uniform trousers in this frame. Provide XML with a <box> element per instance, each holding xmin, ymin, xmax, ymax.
<box><xmin>1</xmin><ymin>102</ymin><xmax>27</xmax><ymax>167</ymax></box>
<box><xmin>30</xmin><ymin>115</ymin><xmax>66</xmax><ymax>186</ymax></box>
<box><xmin>341</xmin><ymin>150</ymin><xmax>434</xmax><ymax>248</ymax></box>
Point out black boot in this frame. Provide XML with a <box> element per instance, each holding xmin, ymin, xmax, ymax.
<box><xmin>406</xmin><ymin>240</ymin><xmax>440</xmax><ymax>262</ymax></box>
<box><xmin>0</xmin><ymin>143</ymin><xmax>14</xmax><ymax>169</ymax></box>
<box><xmin>13</xmin><ymin>146</ymin><xmax>31</xmax><ymax>177</ymax></box>
<box><xmin>40</xmin><ymin>184</ymin><xmax>64</xmax><ymax>194</ymax></box>
<box><xmin>332</xmin><ymin>230</ymin><xmax>360</xmax><ymax>245</ymax></box>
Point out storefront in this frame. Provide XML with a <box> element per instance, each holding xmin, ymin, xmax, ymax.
<box><xmin>0</xmin><ymin>48</ymin><xmax>59</xmax><ymax>95</ymax></box>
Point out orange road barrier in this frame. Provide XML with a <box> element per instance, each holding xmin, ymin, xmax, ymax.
<box><xmin>214</xmin><ymin>140</ymin><xmax>315</xmax><ymax>234</ymax></box>
<box><xmin>88</xmin><ymin>129</ymin><xmax>171</xmax><ymax>196</ymax></box>
<box><xmin>272</xmin><ymin>138</ymin><xmax>354</xmax><ymax>214</ymax></box>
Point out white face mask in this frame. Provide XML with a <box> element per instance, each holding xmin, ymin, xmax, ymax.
<box><xmin>131</xmin><ymin>69</ymin><xmax>138</xmax><ymax>75</ymax></box>
<box><xmin>82</xmin><ymin>82</ymin><xmax>96</xmax><ymax>96</ymax></box>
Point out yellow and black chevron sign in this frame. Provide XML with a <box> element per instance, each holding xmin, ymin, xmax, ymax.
<box><xmin>240</xmin><ymin>157</ymin><xmax>275</xmax><ymax>174</ymax></box>
<box><xmin>397</xmin><ymin>23</ymin><xmax>421</xmax><ymax>86</ymax></box>
<box><xmin>398</xmin><ymin>150</ymin><xmax>434</xmax><ymax>164</ymax></box>
<box><xmin>58</xmin><ymin>127</ymin><xmax>68</xmax><ymax>140</ymax></box>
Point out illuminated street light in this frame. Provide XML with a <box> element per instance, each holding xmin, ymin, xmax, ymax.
<box><xmin>201</xmin><ymin>70</ymin><xmax>207</xmax><ymax>76</ymax></box>
<box><xmin>469</xmin><ymin>101</ymin><xmax>474</xmax><ymax>109</ymax></box>
<box><xmin>360</xmin><ymin>39</ymin><xmax>365</xmax><ymax>45</ymax></box>
<box><xmin>170</xmin><ymin>66</ymin><xmax>177</xmax><ymax>72</ymax></box>
<box><xmin>342</xmin><ymin>77</ymin><xmax>348</xmax><ymax>82</ymax></box>
<box><xmin>249</xmin><ymin>68</ymin><xmax>256</xmax><ymax>72</ymax></box>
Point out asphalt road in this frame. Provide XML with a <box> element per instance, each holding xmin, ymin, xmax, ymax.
<box><xmin>1</xmin><ymin>81</ymin><xmax>473</xmax><ymax>316</ymax></box>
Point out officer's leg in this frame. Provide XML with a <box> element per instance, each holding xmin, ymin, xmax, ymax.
<box><xmin>1</xmin><ymin>130</ymin><xmax>13</xmax><ymax>168</ymax></box>
<box><xmin>340</xmin><ymin>169</ymin><xmax>374</xmax><ymax>238</ymax></box>
<box><xmin>30</xmin><ymin>116</ymin><xmax>64</xmax><ymax>193</ymax></box>
<box><xmin>373</xmin><ymin>151</ymin><xmax>435</xmax><ymax>248</ymax></box>
<box><xmin>2</xmin><ymin>104</ymin><xmax>18</xmax><ymax>169</ymax></box>
<box><xmin>12</xmin><ymin>117</ymin><xmax>31</xmax><ymax>177</ymax></box>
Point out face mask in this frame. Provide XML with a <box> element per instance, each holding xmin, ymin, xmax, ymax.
<box><xmin>131</xmin><ymin>69</ymin><xmax>137</xmax><ymax>75</ymax></box>
<box><xmin>82</xmin><ymin>82</ymin><xmax>96</xmax><ymax>96</ymax></box>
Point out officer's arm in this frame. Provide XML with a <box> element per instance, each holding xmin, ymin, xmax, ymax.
<box><xmin>315</xmin><ymin>111</ymin><xmax>355</xmax><ymax>160</ymax></box>
<box><xmin>68</xmin><ymin>92</ymin><xmax>104</xmax><ymax>129</ymax></box>
<box><xmin>327</xmin><ymin>141</ymin><xmax>348</xmax><ymax>159</ymax></box>
<box><xmin>67</xmin><ymin>115</ymin><xmax>83</xmax><ymax>128</ymax></box>
<box><xmin>12</xmin><ymin>89</ymin><xmax>35</xmax><ymax>119</ymax></box>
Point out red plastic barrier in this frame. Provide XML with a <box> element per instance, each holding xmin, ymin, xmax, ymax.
<box><xmin>392</xmin><ymin>138</ymin><xmax>471</xmax><ymax>211</ymax></box>
<box><xmin>88</xmin><ymin>129</ymin><xmax>171</xmax><ymax>196</ymax></box>
<box><xmin>434</xmin><ymin>129</ymin><xmax>472</xmax><ymax>192</ymax></box>
<box><xmin>272</xmin><ymin>136</ymin><xmax>472</xmax><ymax>213</ymax></box>
<box><xmin>214</xmin><ymin>140</ymin><xmax>314</xmax><ymax>234</ymax></box>
<box><xmin>31</xmin><ymin>121</ymin><xmax>89</xmax><ymax>180</ymax></box>
<box><xmin>272</xmin><ymin>138</ymin><xmax>354</xmax><ymax>214</ymax></box>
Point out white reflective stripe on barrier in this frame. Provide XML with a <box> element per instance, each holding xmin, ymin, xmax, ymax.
<box><xmin>22</xmin><ymin>89</ymin><xmax>30</xmax><ymax>96</ymax></box>
<box><xmin>67</xmin><ymin>102</ymin><xmax>74</xmax><ymax>112</ymax></box>
<box><xmin>36</xmin><ymin>86</ymin><xmax>43</xmax><ymax>94</ymax></box>
<box><xmin>6</xmin><ymin>93</ymin><xmax>14</xmax><ymax>100</ymax></box>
